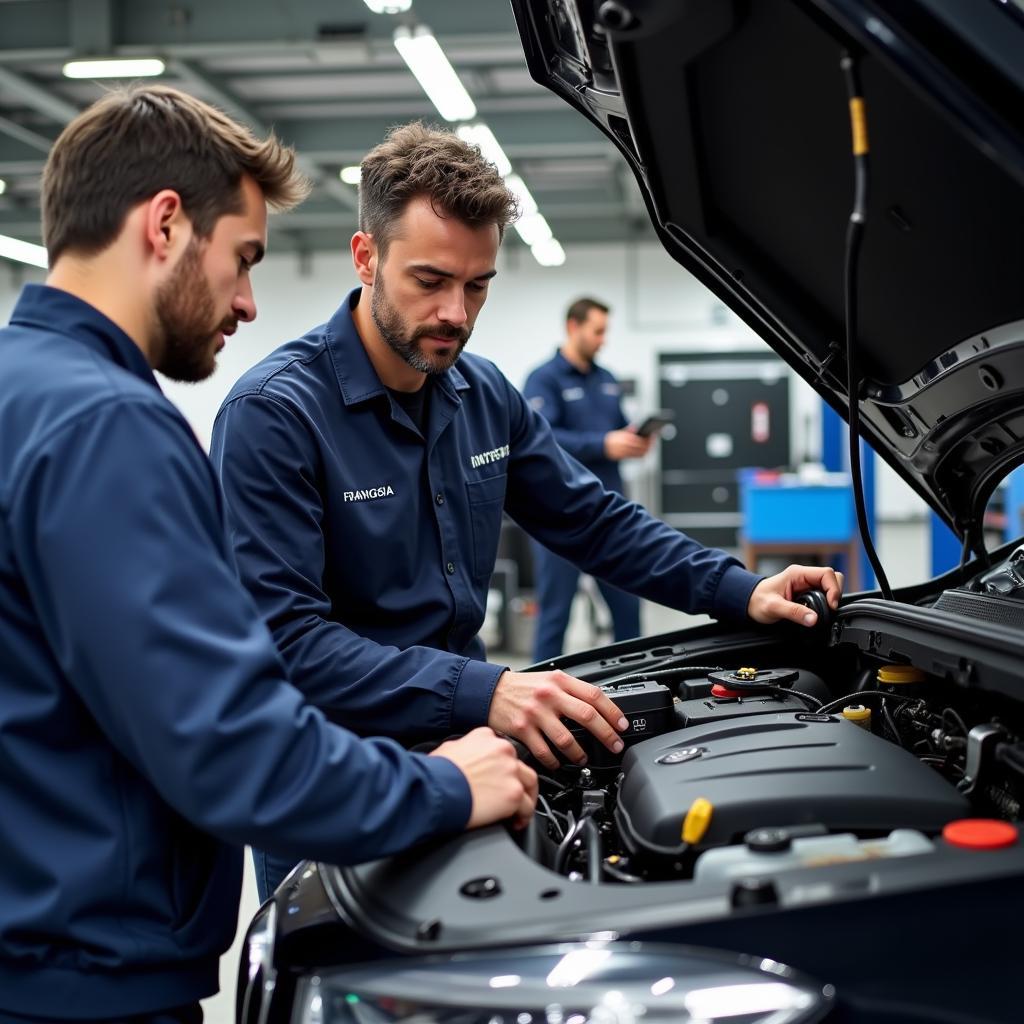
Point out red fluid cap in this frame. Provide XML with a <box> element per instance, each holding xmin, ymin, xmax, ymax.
<box><xmin>711</xmin><ymin>683</ymin><xmax>744</xmax><ymax>699</ymax></box>
<box><xmin>942</xmin><ymin>819</ymin><xmax>1018</xmax><ymax>850</ymax></box>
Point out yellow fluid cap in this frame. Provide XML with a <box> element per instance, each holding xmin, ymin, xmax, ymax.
<box><xmin>682</xmin><ymin>797</ymin><xmax>714</xmax><ymax>845</ymax></box>
<box><xmin>842</xmin><ymin>704</ymin><xmax>872</xmax><ymax>722</ymax></box>
<box><xmin>877</xmin><ymin>665</ymin><xmax>926</xmax><ymax>685</ymax></box>
<box><xmin>735</xmin><ymin>667</ymin><xmax>758</xmax><ymax>680</ymax></box>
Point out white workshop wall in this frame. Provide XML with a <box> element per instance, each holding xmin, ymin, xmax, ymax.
<box><xmin>0</xmin><ymin>241</ymin><xmax>925</xmax><ymax>520</ymax></box>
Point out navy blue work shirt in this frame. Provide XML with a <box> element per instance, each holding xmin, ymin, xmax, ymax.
<box><xmin>523</xmin><ymin>350</ymin><xmax>628</xmax><ymax>491</ymax></box>
<box><xmin>0</xmin><ymin>285</ymin><xmax>470</xmax><ymax>1019</ymax></box>
<box><xmin>211</xmin><ymin>289</ymin><xmax>761</xmax><ymax>740</ymax></box>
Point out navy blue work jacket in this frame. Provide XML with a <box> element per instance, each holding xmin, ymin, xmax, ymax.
<box><xmin>523</xmin><ymin>350</ymin><xmax>627</xmax><ymax>491</ymax></box>
<box><xmin>211</xmin><ymin>290</ymin><xmax>761</xmax><ymax>740</ymax></box>
<box><xmin>0</xmin><ymin>286</ymin><xmax>469</xmax><ymax>1019</ymax></box>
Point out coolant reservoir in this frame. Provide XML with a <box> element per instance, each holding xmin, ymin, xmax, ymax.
<box><xmin>693</xmin><ymin>828</ymin><xmax>933</xmax><ymax>883</ymax></box>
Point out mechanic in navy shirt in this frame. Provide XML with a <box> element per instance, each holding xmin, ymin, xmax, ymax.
<box><xmin>211</xmin><ymin>122</ymin><xmax>844</xmax><ymax>900</ymax></box>
<box><xmin>0</xmin><ymin>88</ymin><xmax>536</xmax><ymax>1024</ymax></box>
<box><xmin>523</xmin><ymin>297</ymin><xmax>651</xmax><ymax>660</ymax></box>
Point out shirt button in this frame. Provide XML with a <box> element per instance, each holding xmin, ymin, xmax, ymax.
<box><xmin>446</xmin><ymin>561</ymin><xmax>456</xmax><ymax>575</ymax></box>
<box><xmin>435</xmin><ymin>492</ymin><xmax>445</xmax><ymax>506</ymax></box>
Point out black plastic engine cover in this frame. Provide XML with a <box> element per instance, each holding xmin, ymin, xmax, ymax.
<box><xmin>617</xmin><ymin>714</ymin><xmax>970</xmax><ymax>850</ymax></box>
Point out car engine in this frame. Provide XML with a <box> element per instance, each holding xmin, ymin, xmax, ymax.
<box><xmin>522</xmin><ymin>591</ymin><xmax>1024</xmax><ymax>888</ymax></box>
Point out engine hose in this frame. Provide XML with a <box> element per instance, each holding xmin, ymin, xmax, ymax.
<box><xmin>581</xmin><ymin>816</ymin><xmax>602</xmax><ymax>884</ymax></box>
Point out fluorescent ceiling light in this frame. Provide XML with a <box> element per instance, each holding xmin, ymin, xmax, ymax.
<box><xmin>531</xmin><ymin>236</ymin><xmax>566</xmax><ymax>267</ymax></box>
<box><xmin>393</xmin><ymin>25</ymin><xmax>476</xmax><ymax>122</ymax></box>
<box><xmin>456</xmin><ymin>123</ymin><xmax>511</xmax><ymax>176</ymax></box>
<box><xmin>0</xmin><ymin>233</ymin><xmax>48</xmax><ymax>269</ymax></box>
<box><xmin>63</xmin><ymin>58</ymin><xmax>165</xmax><ymax>79</ymax></box>
<box><xmin>0</xmin><ymin>179</ymin><xmax>6</xmax><ymax>196</ymax></box>
<box><xmin>339</xmin><ymin>165</ymin><xmax>361</xmax><ymax>185</ymax></box>
<box><xmin>505</xmin><ymin>175</ymin><xmax>564</xmax><ymax>265</ymax></box>
<box><xmin>514</xmin><ymin>211</ymin><xmax>553</xmax><ymax>247</ymax></box>
<box><xmin>504</xmin><ymin>173</ymin><xmax>537</xmax><ymax>216</ymax></box>
<box><xmin>363</xmin><ymin>0</ymin><xmax>412</xmax><ymax>11</ymax></box>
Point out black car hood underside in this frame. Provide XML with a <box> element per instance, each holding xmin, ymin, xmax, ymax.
<box><xmin>512</xmin><ymin>0</ymin><xmax>1024</xmax><ymax>539</ymax></box>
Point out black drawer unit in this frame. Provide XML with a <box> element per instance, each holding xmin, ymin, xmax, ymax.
<box><xmin>658</xmin><ymin>352</ymin><xmax>790</xmax><ymax>546</ymax></box>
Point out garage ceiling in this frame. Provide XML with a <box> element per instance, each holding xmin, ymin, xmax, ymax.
<box><xmin>0</xmin><ymin>0</ymin><xmax>653</xmax><ymax>257</ymax></box>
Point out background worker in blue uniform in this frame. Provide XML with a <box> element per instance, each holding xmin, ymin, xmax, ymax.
<box><xmin>523</xmin><ymin>297</ymin><xmax>650</xmax><ymax>660</ymax></box>
<box><xmin>0</xmin><ymin>87</ymin><xmax>536</xmax><ymax>1024</ymax></box>
<box><xmin>211</xmin><ymin>122</ymin><xmax>844</xmax><ymax>901</ymax></box>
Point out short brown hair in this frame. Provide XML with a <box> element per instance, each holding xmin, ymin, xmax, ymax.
<box><xmin>359</xmin><ymin>121</ymin><xmax>518</xmax><ymax>253</ymax></box>
<box><xmin>566</xmin><ymin>297</ymin><xmax>610</xmax><ymax>324</ymax></box>
<box><xmin>42</xmin><ymin>84</ymin><xmax>310</xmax><ymax>263</ymax></box>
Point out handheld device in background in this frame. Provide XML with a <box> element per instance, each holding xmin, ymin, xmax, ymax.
<box><xmin>633</xmin><ymin>409</ymin><xmax>675</xmax><ymax>438</ymax></box>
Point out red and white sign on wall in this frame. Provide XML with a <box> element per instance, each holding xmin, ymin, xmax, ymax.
<box><xmin>751</xmin><ymin>401</ymin><xmax>771</xmax><ymax>443</ymax></box>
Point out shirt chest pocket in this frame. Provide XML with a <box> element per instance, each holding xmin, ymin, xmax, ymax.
<box><xmin>465</xmin><ymin>473</ymin><xmax>507</xmax><ymax>580</ymax></box>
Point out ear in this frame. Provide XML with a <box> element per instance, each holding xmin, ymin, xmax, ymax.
<box><xmin>143</xmin><ymin>189</ymin><xmax>190</xmax><ymax>263</ymax></box>
<box><xmin>351</xmin><ymin>230</ymin><xmax>377</xmax><ymax>286</ymax></box>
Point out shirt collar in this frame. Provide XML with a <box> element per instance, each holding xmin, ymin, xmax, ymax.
<box><xmin>9</xmin><ymin>284</ymin><xmax>159</xmax><ymax>389</ymax></box>
<box><xmin>554</xmin><ymin>347</ymin><xmax>593</xmax><ymax>377</ymax></box>
<box><xmin>324</xmin><ymin>287</ymin><xmax>470</xmax><ymax>407</ymax></box>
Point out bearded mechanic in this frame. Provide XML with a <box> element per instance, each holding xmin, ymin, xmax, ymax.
<box><xmin>0</xmin><ymin>92</ymin><xmax>536</xmax><ymax>1024</ymax></box>
<box><xmin>210</xmin><ymin>122</ymin><xmax>843</xmax><ymax>900</ymax></box>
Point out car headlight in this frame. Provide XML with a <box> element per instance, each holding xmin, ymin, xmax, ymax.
<box><xmin>292</xmin><ymin>941</ymin><xmax>834</xmax><ymax>1024</ymax></box>
<box><xmin>238</xmin><ymin>899</ymin><xmax>277</xmax><ymax>1024</ymax></box>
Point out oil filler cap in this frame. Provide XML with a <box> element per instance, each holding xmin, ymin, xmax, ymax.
<box><xmin>942</xmin><ymin>819</ymin><xmax>1018</xmax><ymax>850</ymax></box>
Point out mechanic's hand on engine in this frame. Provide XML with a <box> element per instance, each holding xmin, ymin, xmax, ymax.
<box><xmin>604</xmin><ymin>428</ymin><xmax>653</xmax><ymax>461</ymax></box>
<box><xmin>746</xmin><ymin>564</ymin><xmax>844</xmax><ymax>627</ymax></box>
<box><xmin>488</xmin><ymin>669</ymin><xmax>629</xmax><ymax>770</ymax></box>
<box><xmin>430</xmin><ymin>727</ymin><xmax>538</xmax><ymax>830</ymax></box>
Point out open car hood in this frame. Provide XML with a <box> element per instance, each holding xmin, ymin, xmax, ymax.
<box><xmin>511</xmin><ymin>0</ymin><xmax>1024</xmax><ymax>541</ymax></box>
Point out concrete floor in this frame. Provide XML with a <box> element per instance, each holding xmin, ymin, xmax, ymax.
<box><xmin>202</xmin><ymin>517</ymin><xmax>932</xmax><ymax>1022</ymax></box>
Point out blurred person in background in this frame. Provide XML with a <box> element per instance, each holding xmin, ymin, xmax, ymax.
<box><xmin>523</xmin><ymin>297</ymin><xmax>650</xmax><ymax>660</ymax></box>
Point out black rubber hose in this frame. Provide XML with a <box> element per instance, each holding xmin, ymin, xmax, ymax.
<box><xmin>580</xmin><ymin>816</ymin><xmax>602</xmax><ymax>884</ymax></box>
<box><xmin>840</xmin><ymin>51</ymin><xmax>894</xmax><ymax>601</ymax></box>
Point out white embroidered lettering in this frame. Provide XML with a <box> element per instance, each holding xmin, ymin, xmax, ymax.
<box><xmin>343</xmin><ymin>485</ymin><xmax>396</xmax><ymax>502</ymax></box>
<box><xmin>468</xmin><ymin>444</ymin><xmax>511</xmax><ymax>470</ymax></box>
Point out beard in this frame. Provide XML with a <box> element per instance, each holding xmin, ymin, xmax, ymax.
<box><xmin>153</xmin><ymin>238</ymin><xmax>235</xmax><ymax>383</ymax></box>
<box><xmin>371</xmin><ymin>271</ymin><xmax>470</xmax><ymax>375</ymax></box>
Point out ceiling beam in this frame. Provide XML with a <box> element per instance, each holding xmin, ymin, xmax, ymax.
<box><xmin>172</xmin><ymin>58</ymin><xmax>357</xmax><ymax>211</ymax></box>
<box><xmin>0</xmin><ymin>65</ymin><xmax>78</xmax><ymax>124</ymax></box>
<box><xmin>69</xmin><ymin>0</ymin><xmax>112</xmax><ymax>56</ymax></box>
<box><xmin>0</xmin><ymin>120</ymin><xmax>52</xmax><ymax>154</ymax></box>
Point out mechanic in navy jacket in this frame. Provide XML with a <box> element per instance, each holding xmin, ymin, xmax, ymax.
<box><xmin>211</xmin><ymin>122</ymin><xmax>844</xmax><ymax>900</ymax></box>
<box><xmin>523</xmin><ymin>297</ymin><xmax>651</xmax><ymax>660</ymax></box>
<box><xmin>0</xmin><ymin>88</ymin><xmax>536</xmax><ymax>1024</ymax></box>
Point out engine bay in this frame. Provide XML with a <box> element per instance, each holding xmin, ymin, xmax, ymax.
<box><xmin>523</xmin><ymin>654</ymin><xmax>1019</xmax><ymax>889</ymax></box>
<box><xmin>516</xmin><ymin>569</ymin><xmax>1024</xmax><ymax>895</ymax></box>
<box><xmin>320</xmin><ymin>550</ymin><xmax>1024</xmax><ymax>970</ymax></box>
<box><xmin>473</xmin><ymin>547</ymin><xmax>1024</xmax><ymax>905</ymax></box>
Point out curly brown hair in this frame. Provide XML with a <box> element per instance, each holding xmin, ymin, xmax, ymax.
<box><xmin>42</xmin><ymin>84</ymin><xmax>310</xmax><ymax>264</ymax></box>
<box><xmin>359</xmin><ymin>121</ymin><xmax>519</xmax><ymax>254</ymax></box>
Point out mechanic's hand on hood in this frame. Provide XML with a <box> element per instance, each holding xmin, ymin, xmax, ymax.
<box><xmin>431</xmin><ymin>727</ymin><xmax>538</xmax><ymax>830</ymax></box>
<box><xmin>488</xmin><ymin>669</ymin><xmax>630</xmax><ymax>770</ymax></box>
<box><xmin>746</xmin><ymin>564</ymin><xmax>844</xmax><ymax>626</ymax></box>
